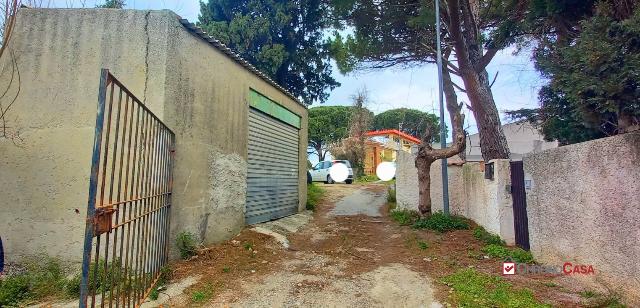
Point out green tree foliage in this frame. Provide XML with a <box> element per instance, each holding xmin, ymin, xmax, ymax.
<box><xmin>506</xmin><ymin>87</ymin><xmax>606</xmax><ymax>146</ymax></box>
<box><xmin>372</xmin><ymin>108</ymin><xmax>441</xmax><ymax>142</ymax></box>
<box><xmin>96</xmin><ymin>0</ymin><xmax>125</xmax><ymax>8</ymax></box>
<box><xmin>199</xmin><ymin>0</ymin><xmax>339</xmax><ymax>104</ymax></box>
<box><xmin>328</xmin><ymin>0</ymin><xmax>520</xmax><ymax>160</ymax></box>
<box><xmin>510</xmin><ymin>1</ymin><xmax>640</xmax><ymax>143</ymax></box>
<box><xmin>308</xmin><ymin>106</ymin><xmax>352</xmax><ymax>161</ymax></box>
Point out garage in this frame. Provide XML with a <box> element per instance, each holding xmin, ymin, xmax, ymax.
<box><xmin>246</xmin><ymin>90</ymin><xmax>301</xmax><ymax>224</ymax></box>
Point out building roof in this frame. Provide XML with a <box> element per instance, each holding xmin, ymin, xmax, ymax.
<box><xmin>365</xmin><ymin>129</ymin><xmax>421</xmax><ymax>144</ymax></box>
<box><xmin>178</xmin><ymin>18</ymin><xmax>306</xmax><ymax>107</ymax></box>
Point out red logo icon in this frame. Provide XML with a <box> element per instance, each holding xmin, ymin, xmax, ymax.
<box><xmin>503</xmin><ymin>262</ymin><xmax>515</xmax><ymax>275</ymax></box>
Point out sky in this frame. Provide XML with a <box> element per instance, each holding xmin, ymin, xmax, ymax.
<box><xmin>45</xmin><ymin>0</ymin><xmax>546</xmax><ymax>137</ymax></box>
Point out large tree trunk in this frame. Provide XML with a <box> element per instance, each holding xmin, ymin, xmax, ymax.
<box><xmin>415</xmin><ymin>77</ymin><xmax>467</xmax><ymax>216</ymax></box>
<box><xmin>415</xmin><ymin>157</ymin><xmax>433</xmax><ymax>215</ymax></box>
<box><xmin>442</xmin><ymin>65</ymin><xmax>466</xmax><ymax>161</ymax></box>
<box><xmin>460</xmin><ymin>69</ymin><xmax>510</xmax><ymax>160</ymax></box>
<box><xmin>446</xmin><ymin>0</ymin><xmax>510</xmax><ymax>161</ymax></box>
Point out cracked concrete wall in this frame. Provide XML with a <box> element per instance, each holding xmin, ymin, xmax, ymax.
<box><xmin>524</xmin><ymin>132</ymin><xmax>640</xmax><ymax>304</ymax></box>
<box><xmin>0</xmin><ymin>8</ymin><xmax>308</xmax><ymax>263</ymax></box>
<box><xmin>0</xmin><ymin>8</ymin><xmax>171</xmax><ymax>263</ymax></box>
<box><xmin>161</xmin><ymin>13</ymin><xmax>308</xmax><ymax>259</ymax></box>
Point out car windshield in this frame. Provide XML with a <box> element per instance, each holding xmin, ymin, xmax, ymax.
<box><xmin>333</xmin><ymin>160</ymin><xmax>351</xmax><ymax>167</ymax></box>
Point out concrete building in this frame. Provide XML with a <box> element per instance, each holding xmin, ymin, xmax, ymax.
<box><xmin>0</xmin><ymin>8</ymin><xmax>308</xmax><ymax>262</ymax></box>
<box><xmin>464</xmin><ymin>122</ymin><xmax>558</xmax><ymax>161</ymax></box>
<box><xmin>363</xmin><ymin>129</ymin><xmax>421</xmax><ymax>175</ymax></box>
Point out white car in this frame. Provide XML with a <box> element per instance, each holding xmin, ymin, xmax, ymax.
<box><xmin>309</xmin><ymin>160</ymin><xmax>354</xmax><ymax>184</ymax></box>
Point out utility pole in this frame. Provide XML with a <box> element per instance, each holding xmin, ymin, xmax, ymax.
<box><xmin>435</xmin><ymin>0</ymin><xmax>450</xmax><ymax>215</ymax></box>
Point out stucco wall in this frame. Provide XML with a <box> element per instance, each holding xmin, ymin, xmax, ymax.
<box><xmin>524</xmin><ymin>132</ymin><xmax>640</xmax><ymax>304</ymax></box>
<box><xmin>0</xmin><ymin>8</ymin><xmax>307</xmax><ymax>263</ymax></box>
<box><xmin>395</xmin><ymin>151</ymin><xmax>464</xmax><ymax>215</ymax></box>
<box><xmin>396</xmin><ymin>151</ymin><xmax>514</xmax><ymax>244</ymax></box>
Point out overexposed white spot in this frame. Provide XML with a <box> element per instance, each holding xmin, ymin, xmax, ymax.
<box><xmin>376</xmin><ymin>162</ymin><xmax>396</xmax><ymax>181</ymax></box>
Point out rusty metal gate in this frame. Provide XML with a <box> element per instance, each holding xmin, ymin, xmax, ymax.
<box><xmin>80</xmin><ymin>69</ymin><xmax>175</xmax><ymax>307</ymax></box>
<box><xmin>510</xmin><ymin>161</ymin><xmax>530</xmax><ymax>250</ymax></box>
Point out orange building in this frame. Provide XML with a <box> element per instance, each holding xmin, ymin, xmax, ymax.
<box><xmin>363</xmin><ymin>129</ymin><xmax>421</xmax><ymax>175</ymax></box>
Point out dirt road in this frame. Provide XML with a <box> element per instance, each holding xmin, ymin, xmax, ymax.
<box><xmin>159</xmin><ymin>183</ymin><xmax>591</xmax><ymax>308</ymax></box>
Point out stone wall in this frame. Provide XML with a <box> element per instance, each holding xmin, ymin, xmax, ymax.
<box><xmin>396</xmin><ymin>151</ymin><xmax>515</xmax><ymax>244</ymax></box>
<box><xmin>524</xmin><ymin>132</ymin><xmax>640</xmax><ymax>304</ymax></box>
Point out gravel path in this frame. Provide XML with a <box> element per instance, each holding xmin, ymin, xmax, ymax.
<box><xmin>207</xmin><ymin>184</ymin><xmax>442</xmax><ymax>308</ymax></box>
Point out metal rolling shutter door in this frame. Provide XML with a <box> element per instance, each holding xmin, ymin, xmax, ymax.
<box><xmin>246</xmin><ymin>108</ymin><xmax>299</xmax><ymax>224</ymax></box>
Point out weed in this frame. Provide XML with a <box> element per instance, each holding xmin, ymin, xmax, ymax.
<box><xmin>0</xmin><ymin>258</ymin><xmax>78</xmax><ymax>306</ymax></box>
<box><xmin>467</xmin><ymin>250</ymin><xmax>483</xmax><ymax>260</ymax></box>
<box><xmin>0</xmin><ymin>274</ymin><xmax>31</xmax><ymax>306</ymax></box>
<box><xmin>222</xmin><ymin>267</ymin><xmax>231</xmax><ymax>273</ymax></box>
<box><xmin>176</xmin><ymin>231</ymin><xmax>199</xmax><ymax>260</ymax></box>
<box><xmin>356</xmin><ymin>175</ymin><xmax>379</xmax><ymax>183</ymax></box>
<box><xmin>306</xmin><ymin>183</ymin><xmax>324</xmax><ymax>211</ymax></box>
<box><xmin>387</xmin><ymin>201</ymin><xmax>397</xmax><ymax>211</ymax></box>
<box><xmin>442</xmin><ymin>268</ymin><xmax>551</xmax><ymax>308</ymax></box>
<box><xmin>482</xmin><ymin>244</ymin><xmax>534</xmax><ymax>263</ymax></box>
<box><xmin>579</xmin><ymin>291</ymin><xmax>626</xmax><ymax>308</ymax></box>
<box><xmin>149</xmin><ymin>287</ymin><xmax>160</xmax><ymax>301</ymax></box>
<box><xmin>542</xmin><ymin>282</ymin><xmax>558</xmax><ymax>288</ymax></box>
<box><xmin>390</xmin><ymin>209</ymin><xmax>419</xmax><ymax>226</ymax></box>
<box><xmin>473</xmin><ymin>226</ymin><xmax>506</xmax><ymax>246</ymax></box>
<box><xmin>413</xmin><ymin>212</ymin><xmax>470</xmax><ymax>232</ymax></box>
<box><xmin>191</xmin><ymin>284</ymin><xmax>214</xmax><ymax>303</ymax></box>
<box><xmin>417</xmin><ymin>241</ymin><xmax>428</xmax><ymax>250</ymax></box>
<box><xmin>243</xmin><ymin>242</ymin><xmax>254</xmax><ymax>251</ymax></box>
<box><xmin>192</xmin><ymin>291</ymin><xmax>207</xmax><ymax>302</ymax></box>
<box><xmin>387</xmin><ymin>187</ymin><xmax>396</xmax><ymax>203</ymax></box>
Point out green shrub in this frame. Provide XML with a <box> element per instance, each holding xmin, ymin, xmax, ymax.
<box><xmin>442</xmin><ymin>268</ymin><xmax>551</xmax><ymax>308</ymax></box>
<box><xmin>176</xmin><ymin>232</ymin><xmax>199</xmax><ymax>260</ymax></box>
<box><xmin>417</xmin><ymin>241</ymin><xmax>429</xmax><ymax>250</ymax></box>
<box><xmin>473</xmin><ymin>226</ymin><xmax>506</xmax><ymax>246</ymax></box>
<box><xmin>306</xmin><ymin>183</ymin><xmax>324</xmax><ymax>211</ymax></box>
<box><xmin>390</xmin><ymin>209</ymin><xmax>419</xmax><ymax>226</ymax></box>
<box><xmin>387</xmin><ymin>187</ymin><xmax>396</xmax><ymax>203</ymax></box>
<box><xmin>482</xmin><ymin>244</ymin><xmax>535</xmax><ymax>263</ymax></box>
<box><xmin>413</xmin><ymin>212</ymin><xmax>470</xmax><ymax>232</ymax></box>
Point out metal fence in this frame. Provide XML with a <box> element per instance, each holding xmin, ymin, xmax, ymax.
<box><xmin>80</xmin><ymin>69</ymin><xmax>175</xmax><ymax>307</ymax></box>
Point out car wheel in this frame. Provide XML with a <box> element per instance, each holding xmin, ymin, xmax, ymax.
<box><xmin>345</xmin><ymin>179</ymin><xmax>353</xmax><ymax>184</ymax></box>
<box><xmin>327</xmin><ymin>175</ymin><xmax>335</xmax><ymax>184</ymax></box>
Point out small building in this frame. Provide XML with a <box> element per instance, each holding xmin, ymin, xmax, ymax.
<box><xmin>363</xmin><ymin>129</ymin><xmax>421</xmax><ymax>175</ymax></box>
<box><xmin>463</xmin><ymin>122</ymin><xmax>558</xmax><ymax>161</ymax></box>
<box><xmin>0</xmin><ymin>8</ymin><xmax>308</xmax><ymax>263</ymax></box>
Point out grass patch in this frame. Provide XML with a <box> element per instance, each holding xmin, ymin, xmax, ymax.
<box><xmin>417</xmin><ymin>241</ymin><xmax>429</xmax><ymax>250</ymax></box>
<box><xmin>482</xmin><ymin>244</ymin><xmax>534</xmax><ymax>263</ymax></box>
<box><xmin>176</xmin><ymin>231</ymin><xmax>199</xmax><ymax>260</ymax></box>
<box><xmin>413</xmin><ymin>212</ymin><xmax>470</xmax><ymax>233</ymax></box>
<box><xmin>442</xmin><ymin>268</ymin><xmax>551</xmax><ymax>308</ymax></box>
<box><xmin>191</xmin><ymin>283</ymin><xmax>214</xmax><ymax>303</ymax></box>
<box><xmin>306</xmin><ymin>183</ymin><xmax>324</xmax><ymax>211</ymax></box>
<box><xmin>0</xmin><ymin>258</ymin><xmax>79</xmax><ymax>307</ymax></box>
<box><xmin>390</xmin><ymin>209</ymin><xmax>419</xmax><ymax>226</ymax></box>
<box><xmin>473</xmin><ymin>226</ymin><xmax>506</xmax><ymax>246</ymax></box>
<box><xmin>356</xmin><ymin>175</ymin><xmax>379</xmax><ymax>183</ymax></box>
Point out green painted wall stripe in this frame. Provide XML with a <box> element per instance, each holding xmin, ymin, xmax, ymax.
<box><xmin>249</xmin><ymin>89</ymin><xmax>301</xmax><ymax>129</ymax></box>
